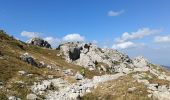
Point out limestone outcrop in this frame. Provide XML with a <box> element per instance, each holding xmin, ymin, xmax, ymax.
<box><xmin>59</xmin><ymin>42</ymin><xmax>133</xmax><ymax>73</ymax></box>
<box><xmin>28</xmin><ymin>38</ymin><xmax>52</xmax><ymax>49</ymax></box>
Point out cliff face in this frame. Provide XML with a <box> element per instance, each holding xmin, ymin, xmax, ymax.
<box><xmin>0</xmin><ymin>30</ymin><xmax>170</xmax><ymax>100</ymax></box>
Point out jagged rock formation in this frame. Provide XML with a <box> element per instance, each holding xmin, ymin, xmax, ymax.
<box><xmin>28</xmin><ymin>38</ymin><xmax>52</xmax><ymax>49</ymax></box>
<box><xmin>59</xmin><ymin>42</ymin><xmax>133</xmax><ymax>73</ymax></box>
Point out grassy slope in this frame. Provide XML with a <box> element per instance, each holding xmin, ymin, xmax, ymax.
<box><xmin>1</xmin><ymin>30</ymin><xmax>170</xmax><ymax>100</ymax></box>
<box><xmin>0</xmin><ymin>31</ymin><xmax>102</xmax><ymax>99</ymax></box>
<box><xmin>81</xmin><ymin>74</ymin><xmax>151</xmax><ymax>100</ymax></box>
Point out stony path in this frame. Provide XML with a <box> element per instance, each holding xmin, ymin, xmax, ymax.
<box><xmin>45</xmin><ymin>73</ymin><xmax>124</xmax><ymax>100</ymax></box>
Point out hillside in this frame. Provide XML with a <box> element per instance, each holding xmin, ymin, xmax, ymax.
<box><xmin>0</xmin><ymin>30</ymin><xmax>170</xmax><ymax>100</ymax></box>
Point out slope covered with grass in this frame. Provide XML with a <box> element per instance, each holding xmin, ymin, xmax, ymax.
<box><xmin>0</xmin><ymin>30</ymin><xmax>101</xmax><ymax>99</ymax></box>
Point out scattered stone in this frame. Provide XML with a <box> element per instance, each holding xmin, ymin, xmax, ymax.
<box><xmin>38</xmin><ymin>61</ymin><xmax>46</xmax><ymax>68</ymax></box>
<box><xmin>18</xmin><ymin>70</ymin><xmax>27</xmax><ymax>76</ymax></box>
<box><xmin>57</xmin><ymin>53</ymin><xmax>61</xmax><ymax>56</ymax></box>
<box><xmin>26</xmin><ymin>94</ymin><xmax>37</xmax><ymax>100</ymax></box>
<box><xmin>68</xmin><ymin>93</ymin><xmax>80</xmax><ymax>100</ymax></box>
<box><xmin>63</xmin><ymin>69</ymin><xmax>73</xmax><ymax>76</ymax></box>
<box><xmin>8</xmin><ymin>96</ymin><xmax>21</xmax><ymax>100</ymax></box>
<box><xmin>26</xmin><ymin>74</ymin><xmax>33</xmax><ymax>77</ymax></box>
<box><xmin>75</xmin><ymin>72</ymin><xmax>84</xmax><ymax>80</ymax></box>
<box><xmin>48</xmin><ymin>75</ymin><xmax>54</xmax><ymax>79</ymax></box>
<box><xmin>31</xmin><ymin>78</ymin><xmax>69</xmax><ymax>94</ymax></box>
<box><xmin>148</xmin><ymin>94</ymin><xmax>152</xmax><ymax>98</ymax></box>
<box><xmin>137</xmin><ymin>79</ymin><xmax>150</xmax><ymax>86</ymax></box>
<box><xmin>47</xmin><ymin>65</ymin><xmax>52</xmax><ymax>69</ymax></box>
<box><xmin>45</xmin><ymin>73</ymin><xmax>124</xmax><ymax>100</ymax></box>
<box><xmin>86</xmin><ymin>88</ymin><xmax>91</xmax><ymax>93</ymax></box>
<box><xmin>20</xmin><ymin>53</ymin><xmax>38</xmax><ymax>66</ymax></box>
<box><xmin>114</xmin><ymin>63</ymin><xmax>132</xmax><ymax>74</ymax></box>
<box><xmin>127</xmin><ymin>87</ymin><xmax>136</xmax><ymax>93</ymax></box>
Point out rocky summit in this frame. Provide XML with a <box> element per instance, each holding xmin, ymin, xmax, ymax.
<box><xmin>28</xmin><ymin>37</ymin><xmax>52</xmax><ymax>49</ymax></box>
<box><xmin>0</xmin><ymin>30</ymin><xmax>170</xmax><ymax>100</ymax></box>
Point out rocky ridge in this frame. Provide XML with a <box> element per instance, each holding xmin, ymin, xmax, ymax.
<box><xmin>59</xmin><ymin>42</ymin><xmax>134</xmax><ymax>73</ymax></box>
<box><xmin>0</xmin><ymin>31</ymin><xmax>170</xmax><ymax>100</ymax></box>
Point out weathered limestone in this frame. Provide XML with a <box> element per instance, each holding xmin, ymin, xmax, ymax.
<box><xmin>28</xmin><ymin>38</ymin><xmax>52</xmax><ymax>49</ymax></box>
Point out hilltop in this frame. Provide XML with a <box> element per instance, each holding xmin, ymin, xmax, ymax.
<box><xmin>0</xmin><ymin>30</ymin><xmax>170</xmax><ymax>100</ymax></box>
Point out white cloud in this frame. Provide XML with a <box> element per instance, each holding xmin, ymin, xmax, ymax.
<box><xmin>44</xmin><ymin>37</ymin><xmax>61</xmax><ymax>48</ymax></box>
<box><xmin>116</xmin><ymin>28</ymin><xmax>161</xmax><ymax>43</ymax></box>
<box><xmin>21</xmin><ymin>31</ymin><xmax>39</xmax><ymax>38</ymax></box>
<box><xmin>62</xmin><ymin>33</ymin><xmax>85</xmax><ymax>42</ymax></box>
<box><xmin>108</xmin><ymin>10</ymin><xmax>124</xmax><ymax>16</ymax></box>
<box><xmin>112</xmin><ymin>41</ymin><xmax>137</xmax><ymax>49</ymax></box>
<box><xmin>154</xmin><ymin>35</ymin><xmax>170</xmax><ymax>43</ymax></box>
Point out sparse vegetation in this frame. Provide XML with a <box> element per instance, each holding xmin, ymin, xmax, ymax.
<box><xmin>149</xmin><ymin>79</ymin><xmax>170</xmax><ymax>86</ymax></box>
<box><xmin>81</xmin><ymin>75</ymin><xmax>151</xmax><ymax>100</ymax></box>
<box><xmin>0</xmin><ymin>30</ymin><xmax>102</xmax><ymax>99</ymax></box>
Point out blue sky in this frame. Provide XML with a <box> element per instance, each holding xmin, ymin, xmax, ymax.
<box><xmin>0</xmin><ymin>0</ymin><xmax>170</xmax><ymax>66</ymax></box>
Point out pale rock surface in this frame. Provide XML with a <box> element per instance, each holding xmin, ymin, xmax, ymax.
<box><xmin>45</xmin><ymin>73</ymin><xmax>124</xmax><ymax>100</ymax></box>
<box><xmin>75</xmin><ymin>72</ymin><xmax>84</xmax><ymax>80</ymax></box>
<box><xmin>63</xmin><ymin>69</ymin><xmax>74</xmax><ymax>76</ymax></box>
<box><xmin>158</xmin><ymin>85</ymin><xmax>168</xmax><ymax>92</ymax></box>
<box><xmin>128</xmin><ymin>87</ymin><xmax>136</xmax><ymax>92</ymax></box>
<box><xmin>132</xmin><ymin>56</ymin><xmax>149</xmax><ymax>72</ymax></box>
<box><xmin>18</xmin><ymin>70</ymin><xmax>27</xmax><ymax>76</ymax></box>
<box><xmin>114</xmin><ymin>63</ymin><xmax>133</xmax><ymax>74</ymax></box>
<box><xmin>153</xmin><ymin>91</ymin><xmax>170</xmax><ymax>100</ymax></box>
<box><xmin>148</xmin><ymin>84</ymin><xmax>158</xmax><ymax>91</ymax></box>
<box><xmin>59</xmin><ymin>42</ymin><xmax>133</xmax><ymax>73</ymax></box>
<box><xmin>26</xmin><ymin>94</ymin><xmax>37</xmax><ymax>100</ymax></box>
<box><xmin>28</xmin><ymin>38</ymin><xmax>52</xmax><ymax>49</ymax></box>
<box><xmin>31</xmin><ymin>78</ymin><xmax>69</xmax><ymax>95</ymax></box>
<box><xmin>8</xmin><ymin>96</ymin><xmax>21</xmax><ymax>100</ymax></box>
<box><xmin>133</xmin><ymin>56</ymin><xmax>149</xmax><ymax>67</ymax></box>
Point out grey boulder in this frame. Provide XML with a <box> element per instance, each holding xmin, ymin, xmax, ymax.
<box><xmin>20</xmin><ymin>53</ymin><xmax>38</xmax><ymax>66</ymax></box>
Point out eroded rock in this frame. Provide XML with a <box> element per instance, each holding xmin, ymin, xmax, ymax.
<box><xmin>20</xmin><ymin>53</ymin><xmax>38</xmax><ymax>66</ymax></box>
<box><xmin>59</xmin><ymin>42</ymin><xmax>133</xmax><ymax>73</ymax></box>
<box><xmin>28</xmin><ymin>38</ymin><xmax>52</xmax><ymax>49</ymax></box>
